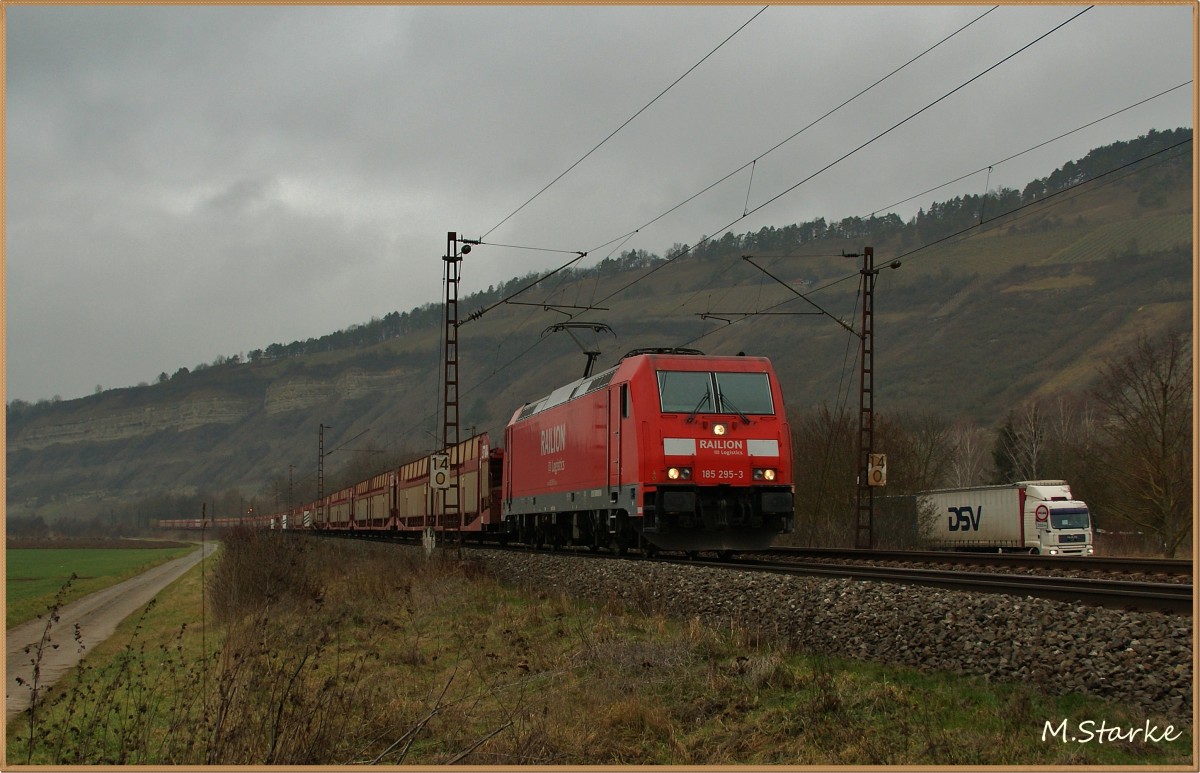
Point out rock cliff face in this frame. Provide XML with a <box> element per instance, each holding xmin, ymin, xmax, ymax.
<box><xmin>263</xmin><ymin>378</ymin><xmax>333</xmax><ymax>415</ymax></box>
<box><xmin>11</xmin><ymin>365</ymin><xmax>417</xmax><ymax>454</ymax></box>
<box><xmin>10</xmin><ymin>396</ymin><xmax>258</xmax><ymax>452</ymax></box>
<box><xmin>262</xmin><ymin>368</ymin><xmax>393</xmax><ymax>414</ymax></box>
<box><xmin>5</xmin><ymin>358</ymin><xmax>444</xmax><ymax>523</ymax></box>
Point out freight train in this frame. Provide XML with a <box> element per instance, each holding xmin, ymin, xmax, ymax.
<box><xmin>160</xmin><ymin>349</ymin><xmax>795</xmax><ymax>555</ymax></box>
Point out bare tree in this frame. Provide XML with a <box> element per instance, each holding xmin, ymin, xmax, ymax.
<box><xmin>876</xmin><ymin>412</ymin><xmax>954</xmax><ymax>492</ymax></box>
<box><xmin>993</xmin><ymin>402</ymin><xmax>1048</xmax><ymax>482</ymax></box>
<box><xmin>789</xmin><ymin>405</ymin><xmax>856</xmax><ymax>547</ymax></box>
<box><xmin>873</xmin><ymin>412</ymin><xmax>954</xmax><ymax>548</ymax></box>
<box><xmin>1091</xmin><ymin>330</ymin><xmax>1193</xmax><ymax>557</ymax></box>
<box><xmin>947</xmin><ymin>420</ymin><xmax>993</xmax><ymax>487</ymax></box>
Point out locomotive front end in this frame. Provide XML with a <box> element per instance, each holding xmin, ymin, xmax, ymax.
<box><xmin>639</xmin><ymin>359</ymin><xmax>794</xmax><ymax>553</ymax></box>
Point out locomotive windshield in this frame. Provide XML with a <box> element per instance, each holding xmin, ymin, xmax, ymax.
<box><xmin>657</xmin><ymin>371</ymin><xmax>775</xmax><ymax>415</ymax></box>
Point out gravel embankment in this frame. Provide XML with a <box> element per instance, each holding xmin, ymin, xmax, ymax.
<box><xmin>475</xmin><ymin>549</ymin><xmax>1193</xmax><ymax>721</ymax></box>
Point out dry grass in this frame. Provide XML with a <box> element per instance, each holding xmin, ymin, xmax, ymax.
<box><xmin>8</xmin><ymin>532</ymin><xmax>1193</xmax><ymax>766</ymax></box>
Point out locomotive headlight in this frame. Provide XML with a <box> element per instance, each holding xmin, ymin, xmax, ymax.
<box><xmin>753</xmin><ymin>468</ymin><xmax>777</xmax><ymax>481</ymax></box>
<box><xmin>667</xmin><ymin>467</ymin><xmax>692</xmax><ymax>480</ymax></box>
<box><xmin>713</xmin><ymin>423</ymin><xmax>727</xmax><ymax>436</ymax></box>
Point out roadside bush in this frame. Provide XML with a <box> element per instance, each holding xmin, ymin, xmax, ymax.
<box><xmin>206</xmin><ymin>527</ymin><xmax>322</xmax><ymax>623</ymax></box>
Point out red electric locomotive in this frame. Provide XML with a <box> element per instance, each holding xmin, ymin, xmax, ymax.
<box><xmin>503</xmin><ymin>349</ymin><xmax>794</xmax><ymax>554</ymax></box>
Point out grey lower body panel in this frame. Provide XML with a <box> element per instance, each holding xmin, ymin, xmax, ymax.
<box><xmin>504</xmin><ymin>484</ymin><xmax>793</xmax><ymax>553</ymax></box>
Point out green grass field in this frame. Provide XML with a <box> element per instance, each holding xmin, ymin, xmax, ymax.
<box><xmin>6</xmin><ymin>543</ymin><xmax>197</xmax><ymax>628</ymax></box>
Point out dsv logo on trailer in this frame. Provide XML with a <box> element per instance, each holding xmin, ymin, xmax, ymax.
<box><xmin>947</xmin><ymin>506</ymin><xmax>982</xmax><ymax>532</ymax></box>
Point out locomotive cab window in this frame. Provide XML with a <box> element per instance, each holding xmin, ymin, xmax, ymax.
<box><xmin>713</xmin><ymin>372</ymin><xmax>774</xmax><ymax>415</ymax></box>
<box><xmin>657</xmin><ymin>371</ymin><xmax>774</xmax><ymax>416</ymax></box>
<box><xmin>658</xmin><ymin>371</ymin><xmax>713</xmax><ymax>413</ymax></box>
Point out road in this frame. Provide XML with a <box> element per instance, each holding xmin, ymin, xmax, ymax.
<box><xmin>6</xmin><ymin>542</ymin><xmax>217</xmax><ymax>724</ymax></box>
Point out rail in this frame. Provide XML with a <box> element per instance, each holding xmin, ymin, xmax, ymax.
<box><xmin>760</xmin><ymin>546</ymin><xmax>1192</xmax><ymax>577</ymax></box>
<box><xmin>687</xmin><ymin>554</ymin><xmax>1193</xmax><ymax>615</ymax></box>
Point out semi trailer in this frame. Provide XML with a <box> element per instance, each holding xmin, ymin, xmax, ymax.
<box><xmin>918</xmin><ymin>480</ymin><xmax>1093</xmax><ymax>555</ymax></box>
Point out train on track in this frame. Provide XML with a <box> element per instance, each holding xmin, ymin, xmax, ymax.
<box><xmin>160</xmin><ymin>349</ymin><xmax>795</xmax><ymax>556</ymax></box>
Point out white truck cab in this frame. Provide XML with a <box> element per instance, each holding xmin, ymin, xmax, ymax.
<box><xmin>1021</xmin><ymin>481</ymin><xmax>1093</xmax><ymax>556</ymax></box>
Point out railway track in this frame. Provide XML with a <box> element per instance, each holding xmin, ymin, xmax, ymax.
<box><xmin>312</xmin><ymin>531</ymin><xmax>1194</xmax><ymax>614</ymax></box>
<box><xmin>756</xmin><ymin>546</ymin><xmax>1193</xmax><ymax>582</ymax></box>
<box><xmin>674</xmin><ymin>553</ymin><xmax>1193</xmax><ymax>615</ymax></box>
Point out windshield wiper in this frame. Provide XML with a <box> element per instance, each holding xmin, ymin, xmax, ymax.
<box><xmin>685</xmin><ymin>392</ymin><xmax>710</xmax><ymax>424</ymax></box>
<box><xmin>718</xmin><ymin>392</ymin><xmax>752</xmax><ymax>425</ymax></box>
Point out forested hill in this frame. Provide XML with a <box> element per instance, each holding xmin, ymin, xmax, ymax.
<box><xmin>5</xmin><ymin>127</ymin><xmax>1193</xmax><ymax>529</ymax></box>
<box><xmin>39</xmin><ymin>126</ymin><xmax>1180</xmax><ymax>373</ymax></box>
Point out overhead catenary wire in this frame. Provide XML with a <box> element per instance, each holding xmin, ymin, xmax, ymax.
<box><xmin>432</xmin><ymin>4</ymin><xmax>1121</xmax><ymax>468</ymax></box>
<box><xmin>585</xmin><ymin>5</ymin><xmax>1001</xmax><ymax>260</ymax></box>
<box><xmin>580</xmin><ymin>5</ymin><xmax>1094</xmax><ymax>315</ymax></box>
<box><xmin>674</xmin><ymin>135</ymin><xmax>1192</xmax><ymax>511</ymax></box>
<box><xmin>456</xmin><ymin>6</ymin><xmax>1171</xmax><ymax>448</ymax></box>
<box><xmin>866</xmin><ymin>79</ymin><xmax>1192</xmax><ymax>217</ymax></box>
<box><xmin>419</xmin><ymin>11</ymin><xmax>774</xmax><ymax>444</ymax></box>
<box><xmin>891</xmin><ymin>136</ymin><xmax>1191</xmax><ymax>268</ymax></box>
<box><xmin>477</xmin><ymin>74</ymin><xmax>1188</xmax><ymax>336</ymax></box>
<box><xmin>685</xmin><ymin>90</ymin><xmax>1194</xmax><ymax>330</ymax></box>
<box><xmin>675</xmin><ymin>138</ymin><xmax>1192</xmax><ymax>513</ymax></box>
<box><xmin>393</xmin><ymin>6</ymin><xmax>1161</xmax><ymax>470</ymax></box>
<box><xmin>480</xmin><ymin>6</ymin><xmax>769</xmax><ymax>241</ymax></box>
<box><xmin>730</xmin><ymin>6</ymin><xmax>1095</xmax><ymax>229</ymax></box>
<box><xmin>466</xmin><ymin>5</ymin><xmax>998</xmax><ymax>327</ymax></box>
<box><xmin>684</xmin><ymin>135</ymin><xmax>1192</xmax><ymax>347</ymax></box>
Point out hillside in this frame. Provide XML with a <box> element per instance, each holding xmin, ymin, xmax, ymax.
<box><xmin>6</xmin><ymin>130</ymin><xmax>1193</xmax><ymax>527</ymax></box>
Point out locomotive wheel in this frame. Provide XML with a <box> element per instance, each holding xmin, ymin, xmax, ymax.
<box><xmin>717</xmin><ymin>550</ymin><xmax>733</xmax><ymax>560</ymax></box>
<box><xmin>610</xmin><ymin>538</ymin><xmax>627</xmax><ymax>556</ymax></box>
<box><xmin>642</xmin><ymin>543</ymin><xmax>659</xmax><ymax>559</ymax></box>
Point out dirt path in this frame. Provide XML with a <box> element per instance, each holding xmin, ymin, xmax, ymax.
<box><xmin>6</xmin><ymin>542</ymin><xmax>217</xmax><ymax>723</ymax></box>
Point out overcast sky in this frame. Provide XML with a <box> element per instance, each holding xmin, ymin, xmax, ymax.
<box><xmin>5</xmin><ymin>4</ymin><xmax>1194</xmax><ymax>404</ymax></box>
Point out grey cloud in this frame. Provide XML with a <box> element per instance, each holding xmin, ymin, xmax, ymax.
<box><xmin>5</xmin><ymin>4</ymin><xmax>1193</xmax><ymax>403</ymax></box>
